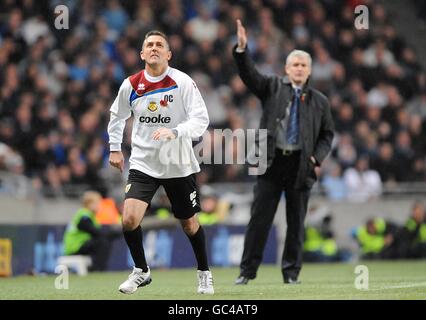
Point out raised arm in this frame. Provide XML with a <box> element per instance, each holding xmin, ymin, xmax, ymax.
<box><xmin>232</xmin><ymin>19</ymin><xmax>270</xmax><ymax>100</ymax></box>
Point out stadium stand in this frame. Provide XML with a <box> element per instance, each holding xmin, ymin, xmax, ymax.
<box><xmin>0</xmin><ymin>0</ymin><xmax>425</xmax><ymax>201</ymax></box>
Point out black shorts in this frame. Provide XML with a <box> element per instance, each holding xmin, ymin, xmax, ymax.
<box><xmin>125</xmin><ymin>169</ymin><xmax>201</xmax><ymax>220</ymax></box>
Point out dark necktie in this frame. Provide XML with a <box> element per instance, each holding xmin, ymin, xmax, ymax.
<box><xmin>286</xmin><ymin>88</ymin><xmax>301</xmax><ymax>145</ymax></box>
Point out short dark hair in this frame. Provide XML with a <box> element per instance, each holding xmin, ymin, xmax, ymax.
<box><xmin>142</xmin><ymin>30</ymin><xmax>169</xmax><ymax>50</ymax></box>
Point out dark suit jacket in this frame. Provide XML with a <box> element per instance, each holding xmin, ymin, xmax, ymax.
<box><xmin>233</xmin><ymin>45</ymin><xmax>335</xmax><ymax>189</ymax></box>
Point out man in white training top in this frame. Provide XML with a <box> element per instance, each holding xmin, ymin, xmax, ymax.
<box><xmin>108</xmin><ymin>30</ymin><xmax>213</xmax><ymax>295</ymax></box>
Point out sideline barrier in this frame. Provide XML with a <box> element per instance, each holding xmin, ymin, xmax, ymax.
<box><xmin>0</xmin><ymin>225</ymin><xmax>277</xmax><ymax>275</ymax></box>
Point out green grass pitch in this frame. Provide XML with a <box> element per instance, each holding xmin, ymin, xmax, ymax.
<box><xmin>1</xmin><ymin>260</ymin><xmax>426</xmax><ymax>300</ymax></box>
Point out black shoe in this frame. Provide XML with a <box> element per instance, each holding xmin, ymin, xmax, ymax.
<box><xmin>284</xmin><ymin>277</ymin><xmax>301</xmax><ymax>284</ymax></box>
<box><xmin>235</xmin><ymin>276</ymin><xmax>250</xmax><ymax>285</ymax></box>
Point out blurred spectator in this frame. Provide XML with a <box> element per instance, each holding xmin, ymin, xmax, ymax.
<box><xmin>152</xmin><ymin>192</ymin><xmax>173</xmax><ymax>220</ymax></box>
<box><xmin>394</xmin><ymin>130</ymin><xmax>415</xmax><ymax>181</ymax></box>
<box><xmin>151</xmin><ymin>191</ymin><xmax>230</xmax><ymax>225</ymax></box>
<box><xmin>333</xmin><ymin>133</ymin><xmax>357</xmax><ymax>169</ymax></box>
<box><xmin>408</xmin><ymin>115</ymin><xmax>426</xmax><ymax>156</ymax></box>
<box><xmin>101</xmin><ymin>0</ymin><xmax>129</xmax><ymax>37</ymax></box>
<box><xmin>334</xmin><ymin>102</ymin><xmax>355</xmax><ymax>133</ymax></box>
<box><xmin>367</xmin><ymin>82</ymin><xmax>388</xmax><ymax>109</ymax></box>
<box><xmin>187</xmin><ymin>4</ymin><xmax>219</xmax><ymax>43</ymax></box>
<box><xmin>0</xmin><ymin>1</ymin><xmax>425</xmax><ymax>198</ymax></box>
<box><xmin>408</xmin><ymin>157</ymin><xmax>426</xmax><ymax>182</ymax></box>
<box><xmin>321</xmin><ymin>162</ymin><xmax>347</xmax><ymax>201</ymax></box>
<box><xmin>96</xmin><ymin>197</ymin><xmax>121</xmax><ymax>225</ymax></box>
<box><xmin>343</xmin><ymin>157</ymin><xmax>382</xmax><ymax>202</ymax></box>
<box><xmin>303</xmin><ymin>204</ymin><xmax>351</xmax><ymax>262</ymax></box>
<box><xmin>371</xmin><ymin>142</ymin><xmax>399</xmax><ymax>184</ymax></box>
<box><xmin>363</xmin><ymin>38</ymin><xmax>395</xmax><ymax>68</ymax></box>
<box><xmin>63</xmin><ymin>191</ymin><xmax>120</xmax><ymax>271</ymax></box>
<box><xmin>191</xmin><ymin>71</ymin><xmax>228</xmax><ymax>128</ymax></box>
<box><xmin>353</xmin><ymin>217</ymin><xmax>400</xmax><ymax>260</ymax></box>
<box><xmin>406</xmin><ymin>89</ymin><xmax>426</xmax><ymax>119</ymax></box>
<box><xmin>0</xmin><ymin>142</ymin><xmax>24</xmax><ymax>175</ymax></box>
<box><xmin>311</xmin><ymin>46</ymin><xmax>337</xmax><ymax>91</ymax></box>
<box><xmin>198</xmin><ymin>193</ymin><xmax>230</xmax><ymax>226</ymax></box>
<box><xmin>412</xmin><ymin>0</ymin><xmax>426</xmax><ymax>21</ymax></box>
<box><xmin>398</xmin><ymin>201</ymin><xmax>426</xmax><ymax>258</ymax></box>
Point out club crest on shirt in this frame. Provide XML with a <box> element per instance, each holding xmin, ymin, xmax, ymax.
<box><xmin>148</xmin><ymin>101</ymin><xmax>158</xmax><ymax>112</ymax></box>
<box><xmin>125</xmin><ymin>184</ymin><xmax>131</xmax><ymax>193</ymax></box>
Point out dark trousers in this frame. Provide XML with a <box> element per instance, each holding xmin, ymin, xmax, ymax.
<box><xmin>240</xmin><ymin>149</ymin><xmax>310</xmax><ymax>280</ymax></box>
<box><xmin>76</xmin><ymin>237</ymin><xmax>112</xmax><ymax>271</ymax></box>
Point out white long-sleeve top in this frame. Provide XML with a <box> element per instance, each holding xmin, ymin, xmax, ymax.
<box><xmin>108</xmin><ymin>66</ymin><xmax>209</xmax><ymax>178</ymax></box>
<box><xmin>343</xmin><ymin>168</ymin><xmax>382</xmax><ymax>202</ymax></box>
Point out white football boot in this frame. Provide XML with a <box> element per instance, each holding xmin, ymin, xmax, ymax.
<box><xmin>119</xmin><ymin>266</ymin><xmax>152</xmax><ymax>294</ymax></box>
<box><xmin>197</xmin><ymin>270</ymin><xmax>214</xmax><ymax>294</ymax></box>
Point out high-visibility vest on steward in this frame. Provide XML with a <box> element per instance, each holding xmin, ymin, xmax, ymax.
<box><xmin>63</xmin><ymin>208</ymin><xmax>100</xmax><ymax>255</ymax></box>
<box><xmin>304</xmin><ymin>226</ymin><xmax>337</xmax><ymax>256</ymax></box>
<box><xmin>405</xmin><ymin>218</ymin><xmax>426</xmax><ymax>243</ymax></box>
<box><xmin>355</xmin><ymin>218</ymin><xmax>387</xmax><ymax>254</ymax></box>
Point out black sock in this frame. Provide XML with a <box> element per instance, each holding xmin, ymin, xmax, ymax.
<box><xmin>186</xmin><ymin>226</ymin><xmax>209</xmax><ymax>271</ymax></box>
<box><xmin>123</xmin><ymin>226</ymin><xmax>148</xmax><ymax>272</ymax></box>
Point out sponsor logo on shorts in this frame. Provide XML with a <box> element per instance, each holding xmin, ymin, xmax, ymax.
<box><xmin>125</xmin><ymin>184</ymin><xmax>132</xmax><ymax>193</ymax></box>
<box><xmin>190</xmin><ymin>191</ymin><xmax>197</xmax><ymax>207</ymax></box>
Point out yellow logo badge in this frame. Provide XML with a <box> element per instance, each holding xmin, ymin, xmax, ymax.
<box><xmin>148</xmin><ymin>101</ymin><xmax>158</xmax><ymax>112</ymax></box>
<box><xmin>125</xmin><ymin>184</ymin><xmax>131</xmax><ymax>193</ymax></box>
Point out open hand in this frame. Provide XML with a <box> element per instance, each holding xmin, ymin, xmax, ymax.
<box><xmin>152</xmin><ymin>128</ymin><xmax>176</xmax><ymax>141</ymax></box>
<box><xmin>236</xmin><ymin>19</ymin><xmax>247</xmax><ymax>50</ymax></box>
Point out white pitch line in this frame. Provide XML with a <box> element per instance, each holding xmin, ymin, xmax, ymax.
<box><xmin>370</xmin><ymin>282</ymin><xmax>426</xmax><ymax>291</ymax></box>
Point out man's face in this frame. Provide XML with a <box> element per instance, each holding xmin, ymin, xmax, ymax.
<box><xmin>367</xmin><ymin>222</ymin><xmax>376</xmax><ymax>235</ymax></box>
<box><xmin>413</xmin><ymin>204</ymin><xmax>425</xmax><ymax>223</ymax></box>
<box><xmin>285</xmin><ymin>55</ymin><xmax>311</xmax><ymax>86</ymax></box>
<box><xmin>141</xmin><ymin>35</ymin><xmax>171</xmax><ymax>67</ymax></box>
<box><xmin>88</xmin><ymin>197</ymin><xmax>101</xmax><ymax>213</ymax></box>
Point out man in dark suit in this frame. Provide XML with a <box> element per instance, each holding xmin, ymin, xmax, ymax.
<box><xmin>233</xmin><ymin>20</ymin><xmax>334</xmax><ymax>285</ymax></box>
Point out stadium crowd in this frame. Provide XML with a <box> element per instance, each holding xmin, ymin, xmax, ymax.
<box><xmin>0</xmin><ymin>0</ymin><xmax>425</xmax><ymax>199</ymax></box>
